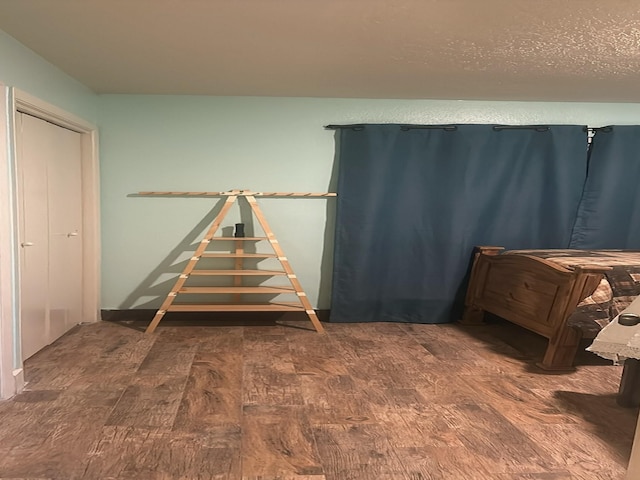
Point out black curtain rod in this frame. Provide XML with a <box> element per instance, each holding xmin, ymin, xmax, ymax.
<box><xmin>493</xmin><ymin>125</ymin><xmax>549</xmax><ymax>132</ymax></box>
<box><xmin>584</xmin><ymin>126</ymin><xmax>613</xmax><ymax>133</ymax></box>
<box><xmin>326</xmin><ymin>124</ymin><xmax>614</xmax><ymax>133</ymax></box>
<box><xmin>400</xmin><ymin>125</ymin><xmax>458</xmax><ymax>131</ymax></box>
<box><xmin>324</xmin><ymin>124</ymin><xmax>459</xmax><ymax>131</ymax></box>
<box><xmin>326</xmin><ymin>124</ymin><xmax>549</xmax><ymax>131</ymax></box>
<box><xmin>324</xmin><ymin>124</ymin><xmax>365</xmax><ymax>131</ymax></box>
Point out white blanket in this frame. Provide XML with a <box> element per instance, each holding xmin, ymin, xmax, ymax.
<box><xmin>587</xmin><ymin>295</ymin><xmax>640</xmax><ymax>363</ymax></box>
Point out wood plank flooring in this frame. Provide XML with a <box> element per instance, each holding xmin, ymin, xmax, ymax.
<box><xmin>0</xmin><ymin>317</ymin><xmax>636</xmax><ymax>479</ymax></box>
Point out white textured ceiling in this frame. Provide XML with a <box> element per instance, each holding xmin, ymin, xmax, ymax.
<box><xmin>1</xmin><ymin>0</ymin><xmax>639</xmax><ymax>102</ymax></box>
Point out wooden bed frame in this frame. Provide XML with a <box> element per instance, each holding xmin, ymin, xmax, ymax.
<box><xmin>461</xmin><ymin>246</ymin><xmax>612</xmax><ymax>371</ymax></box>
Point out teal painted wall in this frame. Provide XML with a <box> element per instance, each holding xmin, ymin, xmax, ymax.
<box><xmin>98</xmin><ymin>95</ymin><xmax>640</xmax><ymax>310</ymax></box>
<box><xmin>0</xmin><ymin>29</ymin><xmax>97</xmax><ymax>122</ymax></box>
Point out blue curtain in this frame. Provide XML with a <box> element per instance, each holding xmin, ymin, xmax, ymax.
<box><xmin>570</xmin><ymin>126</ymin><xmax>640</xmax><ymax>249</ymax></box>
<box><xmin>330</xmin><ymin>124</ymin><xmax>588</xmax><ymax>324</ymax></box>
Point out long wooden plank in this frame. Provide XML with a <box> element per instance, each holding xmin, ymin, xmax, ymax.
<box><xmin>189</xmin><ymin>270</ymin><xmax>286</xmax><ymax>276</ymax></box>
<box><xmin>209</xmin><ymin>237</ymin><xmax>266</xmax><ymax>241</ymax></box>
<box><xmin>138</xmin><ymin>190</ymin><xmax>336</xmax><ymax>197</ymax></box>
<box><xmin>180</xmin><ymin>286</ymin><xmax>295</xmax><ymax>294</ymax></box>
<box><xmin>105</xmin><ymin>375</ymin><xmax>187</xmax><ymax>428</ymax></box>
<box><xmin>168</xmin><ymin>303</ymin><xmax>305</xmax><ymax>312</ymax></box>
<box><xmin>173</xmin><ymin>348</ymin><xmax>243</xmax><ymax>433</ymax></box>
<box><xmin>241</xmin><ymin>406</ymin><xmax>322</xmax><ymax>476</ymax></box>
<box><xmin>201</xmin><ymin>253</ymin><xmax>276</xmax><ymax>258</ymax></box>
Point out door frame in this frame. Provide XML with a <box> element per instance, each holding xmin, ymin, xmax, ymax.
<box><xmin>0</xmin><ymin>85</ymin><xmax>100</xmax><ymax>398</ymax></box>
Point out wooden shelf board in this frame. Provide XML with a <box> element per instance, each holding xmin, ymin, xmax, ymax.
<box><xmin>189</xmin><ymin>269</ymin><xmax>286</xmax><ymax>276</ymax></box>
<box><xmin>209</xmin><ymin>237</ymin><xmax>267</xmax><ymax>241</ymax></box>
<box><xmin>180</xmin><ymin>286</ymin><xmax>295</xmax><ymax>294</ymax></box>
<box><xmin>201</xmin><ymin>253</ymin><xmax>276</xmax><ymax>258</ymax></box>
<box><xmin>168</xmin><ymin>303</ymin><xmax>305</xmax><ymax>312</ymax></box>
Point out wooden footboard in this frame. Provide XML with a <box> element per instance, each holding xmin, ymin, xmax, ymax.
<box><xmin>462</xmin><ymin>246</ymin><xmax>610</xmax><ymax>370</ymax></box>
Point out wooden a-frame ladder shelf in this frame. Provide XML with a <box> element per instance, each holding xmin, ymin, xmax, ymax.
<box><xmin>138</xmin><ymin>189</ymin><xmax>336</xmax><ymax>334</ymax></box>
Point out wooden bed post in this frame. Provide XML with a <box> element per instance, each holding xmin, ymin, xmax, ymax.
<box><xmin>537</xmin><ymin>266</ymin><xmax>606</xmax><ymax>371</ymax></box>
<box><xmin>460</xmin><ymin>246</ymin><xmax>504</xmax><ymax>325</ymax></box>
<box><xmin>538</xmin><ymin>324</ymin><xmax>583</xmax><ymax>371</ymax></box>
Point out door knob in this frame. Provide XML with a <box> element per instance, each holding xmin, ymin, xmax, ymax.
<box><xmin>67</xmin><ymin>232</ymin><xmax>79</xmax><ymax>237</ymax></box>
<box><xmin>21</xmin><ymin>242</ymin><xmax>34</xmax><ymax>247</ymax></box>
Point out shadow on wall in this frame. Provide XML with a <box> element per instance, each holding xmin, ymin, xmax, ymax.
<box><xmin>118</xmin><ymin>195</ymin><xmax>258</xmax><ymax>309</ymax></box>
<box><xmin>317</xmin><ymin>130</ymin><xmax>340</xmax><ymax>310</ymax></box>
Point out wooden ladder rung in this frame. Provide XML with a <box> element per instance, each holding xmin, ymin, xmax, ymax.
<box><xmin>168</xmin><ymin>302</ymin><xmax>306</xmax><ymax>312</ymax></box>
<box><xmin>189</xmin><ymin>269</ymin><xmax>287</xmax><ymax>276</ymax></box>
<box><xmin>180</xmin><ymin>286</ymin><xmax>296</xmax><ymax>294</ymax></box>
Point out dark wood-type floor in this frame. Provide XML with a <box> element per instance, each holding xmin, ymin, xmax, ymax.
<box><xmin>0</xmin><ymin>316</ymin><xmax>637</xmax><ymax>480</ymax></box>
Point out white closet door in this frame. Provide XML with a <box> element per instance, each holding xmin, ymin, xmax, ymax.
<box><xmin>17</xmin><ymin>113</ymin><xmax>50</xmax><ymax>360</ymax></box>
<box><xmin>47</xmin><ymin>119</ymin><xmax>83</xmax><ymax>340</ymax></box>
<box><xmin>17</xmin><ymin>113</ymin><xmax>84</xmax><ymax>360</ymax></box>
